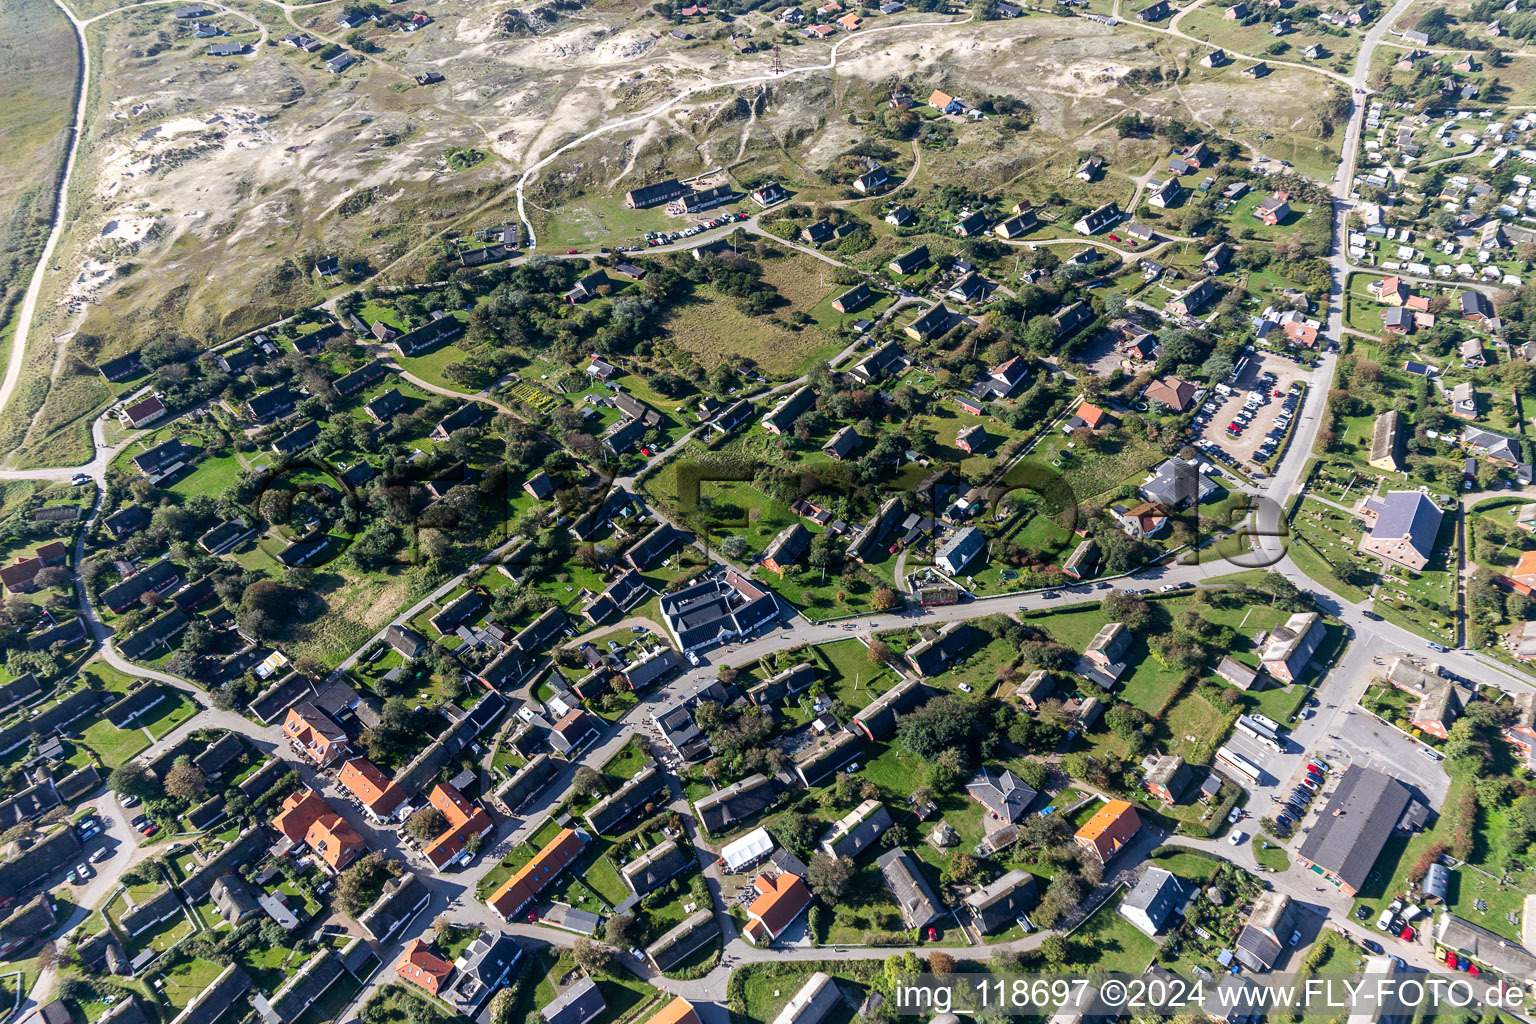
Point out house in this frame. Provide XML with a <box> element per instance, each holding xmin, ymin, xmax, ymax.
<box><xmin>952</xmin><ymin>210</ymin><xmax>989</xmax><ymax>237</ymax></box>
<box><xmin>1144</xmin><ymin>376</ymin><xmax>1198</xmax><ymax>412</ymax></box>
<box><xmin>1066</xmin><ymin>401</ymin><xmax>1112</xmax><ymax>432</ymax></box>
<box><xmin>563</xmin><ymin>270</ymin><xmax>611</xmax><ymax>304</ymax></box>
<box><xmin>877</xmin><ymin>848</ymin><xmax>943</xmax><ymax>928</ymax></box>
<box><xmin>1076</xmin><ymin>155</ymin><xmax>1104</xmax><ymax>181</ymax></box>
<box><xmin>1052</xmin><ymin>301</ymin><xmax>1092</xmax><ymax>337</ymax></box>
<box><xmin>743</xmin><ymin>871</ymin><xmax>813</xmax><ymax>944</ymax></box>
<box><xmin>821</xmin><ymin>425</ymin><xmax>862</xmax><ymax>461</ymax></box>
<box><xmin>1383</xmin><ymin>306</ymin><xmax>1413</xmax><ymax>335</ymax></box>
<box><xmin>1433</xmin><ymin>914</ymin><xmax>1536</xmax><ymax>985</ymax></box>
<box><xmin>626</xmin><ymin>179</ymin><xmax>689</xmax><ymax>208</ymax></box>
<box><xmin>1080</xmin><ymin>621</ymin><xmax>1132</xmax><ymax>685</ymax></box>
<box><xmin>486</xmin><ymin>828</ymin><xmax>586</xmax><ymax>919</ymax></box>
<box><xmin>441</xmin><ymin>932</ymin><xmax>523</xmax><ymax>1019</ymax></box>
<box><xmin>762</xmin><ymin>385</ymin><xmax>816</xmax><ymax>436</ymax></box>
<box><xmin>889</xmin><ymin>245</ymin><xmax>929</xmax><ymax>275</ymax></box>
<box><xmin>364</xmin><ymin>388</ymin><xmax>410</xmax><ymax>424</ymax></box>
<box><xmin>98</xmin><ymin>353</ymin><xmax>141</xmax><ymax>382</ymax></box>
<box><xmin>333</xmin><ymin>360</ymin><xmax>387</xmax><ymax>397</ymax></box>
<box><xmin>1259</xmin><ymin>611</ymin><xmax>1326</xmax><ymax>683</ymax></box>
<box><xmin>885</xmin><ymin>205</ymin><xmax>912</xmax><ymax>226</ymax></box>
<box><xmin>955</xmin><ymin>424</ymin><xmax>987</xmax><ymax>455</ymax></box>
<box><xmin>906</xmin><ymin>621</ymin><xmax>971</xmax><ymax>676</ymax></box>
<box><xmin>927</xmin><ymin>90</ymin><xmax>970</xmax><ymax>115</ymax></box>
<box><xmin>1074</xmin><ymin>202</ymin><xmax>1121</xmax><ymax>235</ymax></box>
<box><xmin>1450</xmin><ymin>382</ymin><xmax>1478</xmax><ymax>420</ymax></box>
<box><xmin>820</xmin><ymin>799</ymin><xmax>892</xmax><ymax>860</ymax></box>
<box><xmin>208</xmin><ymin>41</ymin><xmax>246</xmax><ymax>55</ymax></box>
<box><xmin>1254</xmin><ymin>194</ymin><xmax>1292</xmax><ymax>226</ymax></box>
<box><xmin>1200</xmin><ymin>48</ymin><xmax>1228</xmax><ymax>67</ymax></box>
<box><xmin>964</xmin><ymin>870</ymin><xmax>1038</xmax><ymax>934</ymax></box>
<box><xmin>1063</xmin><ymin>538</ymin><xmax>1098</xmax><ymax>581</ymax></box>
<box><xmin>120</xmin><ymin>395</ymin><xmax>167</xmax><ymax>429</ymax></box>
<box><xmin>934</xmin><ymin>526</ymin><xmax>985</xmax><ymax>576</ymax></box>
<box><xmin>282</xmin><ymin>703</ymin><xmax>349</xmax><ymax>765</ymax></box>
<box><xmin>419</xmin><ymin>782</ymin><xmax>493</xmax><ymax>869</ymax></box>
<box><xmin>752</xmin><ymin>181</ymin><xmax>789</xmax><ymax>207</ymax></box>
<box><xmin>1241</xmin><ymin>61</ymin><xmax>1270</xmax><ymax>77</ymax></box>
<box><xmin>134</xmin><ymin>439</ymin><xmax>195</xmax><ymax>481</ymax></box>
<box><xmin>694</xmin><ymin>773</ymin><xmax>775</xmax><ymax>834</ymax></box>
<box><xmin>325</xmin><ymin>53</ymin><xmax>356</xmax><ymax>73</ymax></box>
<box><xmin>1073</xmin><ymin>799</ymin><xmax>1141</xmax><ymax>864</ymax></box>
<box><xmin>1140</xmin><ymin>458</ymin><xmax>1217</xmax><ymax>508</ymax></box>
<box><xmin>1295</xmin><ymin>766</ymin><xmax>1415</xmax><ymax>895</ymax></box>
<box><xmin>967</xmin><ymin>768</ymin><xmax>1035</xmax><ymax>822</ymax></box>
<box><xmin>768</xmin><ymin>974</ymin><xmax>843</xmax><ymax>1024</ymax></box>
<box><xmin>338</xmin><ymin>757</ymin><xmax>406</xmax><ymax>822</ymax></box>
<box><xmin>1234</xmin><ymin>890</ymin><xmax>1296</xmax><ymax>971</ymax></box>
<box><xmin>1143</xmin><ymin>754</ymin><xmax>1192</xmax><ymax>802</ymax></box>
<box><xmin>761</xmin><ymin>523</ymin><xmax>810</xmax><ymax>575</ymax></box>
<box><xmin>852</xmin><ymin>162</ymin><xmax>886</xmax><ymax>190</ymax></box>
<box><xmin>947</xmin><ymin>273</ymin><xmax>986</xmax><ymax>303</ymax></box>
<box><xmin>1138</xmin><ymin>0</ymin><xmax>1170</xmax><ymax>18</ymax></box>
<box><xmin>1359</xmin><ymin>490</ymin><xmax>1443</xmax><ymax>571</ymax></box>
<box><xmin>1373</xmin><ymin>275</ymin><xmax>1409</xmax><ymax>305</ymax></box>
<box><xmin>1119</xmin><ymin>867</ymin><xmax>1188</xmax><ymax>936</ymax></box>
<box><xmin>432</xmin><ymin>403</ymin><xmax>488</xmax><ymax>440</ymax></box>
<box><xmin>658</xmin><ymin>570</ymin><xmax>777</xmax><ymax>653</ymax></box>
<box><xmin>543</xmin><ymin>978</ymin><xmax>606</xmax><ymax>1024</ymax></box>
<box><xmin>905</xmin><ymin>303</ymin><xmax>953</xmax><ymax>342</ymax></box>
<box><xmin>1109</xmin><ymin>501</ymin><xmax>1169</xmax><ymax>540</ymax></box>
<box><xmin>994</xmin><ymin>211</ymin><xmax>1037</xmax><ymax>239</ymax></box>
<box><xmin>1202</xmin><ymin>243</ymin><xmax>1231</xmax><ymax>274</ymax></box>
<box><xmin>1147</xmin><ymin>178</ymin><xmax>1182</xmax><ymax>208</ymax></box>
<box><xmin>550</xmin><ymin>709</ymin><xmax>600</xmax><ymax>756</ymax></box>
<box><xmin>273</xmin><ymin>788</ymin><xmax>364</xmax><ymax>870</ymax></box>
<box><xmin>1369</xmin><ymin>410</ymin><xmax>1402</xmax><ymax>471</ymax></box>
<box><xmin>967</xmin><ymin>356</ymin><xmax>1029</xmax><ymax>402</ymax></box>
<box><xmin>396</xmin><ymin>939</ymin><xmax>454</xmax><ymax>996</ymax></box>
<box><xmin>801</xmin><ymin>220</ymin><xmax>835</xmax><ymax>245</ymax></box>
<box><xmin>1461</xmin><ymin>290</ymin><xmax>1495</xmax><ymax>323</ymax></box>
<box><xmin>1167</xmin><ymin>278</ymin><xmax>1215</xmax><ymax>317</ymax></box>
<box><xmin>850</xmin><ymin>678</ymin><xmax>924</xmax><ymax>740</ymax></box>
<box><xmin>832</xmin><ymin>282</ymin><xmax>873</xmax><ymax>314</ymax></box>
<box><xmin>1464</xmin><ymin>426</ymin><xmax>1522</xmax><ymax>464</ymax></box>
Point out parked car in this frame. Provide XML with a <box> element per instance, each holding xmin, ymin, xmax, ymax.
<box><xmin>1228</xmin><ymin>830</ymin><xmax>1247</xmax><ymax>846</ymax></box>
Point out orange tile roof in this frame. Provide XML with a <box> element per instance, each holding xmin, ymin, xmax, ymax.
<box><xmin>745</xmin><ymin>872</ymin><xmax>813</xmax><ymax>940</ymax></box>
<box><xmin>1513</xmin><ymin>550</ymin><xmax>1536</xmax><ymax>582</ymax></box>
<box><xmin>338</xmin><ymin>757</ymin><xmax>405</xmax><ymax>818</ymax></box>
<box><xmin>305</xmin><ymin>812</ymin><xmax>365</xmax><ymax>870</ymax></box>
<box><xmin>645</xmin><ymin>997</ymin><xmax>701</xmax><ymax>1024</ymax></box>
<box><xmin>396</xmin><ymin>938</ymin><xmax>454</xmax><ymax>995</ymax></box>
<box><xmin>429</xmin><ymin>783</ymin><xmax>475</xmax><ymax>828</ymax></box>
<box><xmin>487</xmin><ymin>827</ymin><xmax>586</xmax><ymax>919</ymax></box>
<box><xmin>1074</xmin><ymin>799</ymin><xmax>1140</xmax><ymax>861</ymax></box>
<box><xmin>1076</xmin><ymin>402</ymin><xmax>1109</xmax><ymax>429</ymax></box>
<box><xmin>273</xmin><ymin>788</ymin><xmax>328</xmax><ymax>844</ymax></box>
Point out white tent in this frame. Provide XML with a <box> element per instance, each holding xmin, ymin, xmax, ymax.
<box><xmin>720</xmin><ymin>826</ymin><xmax>775</xmax><ymax>873</ymax></box>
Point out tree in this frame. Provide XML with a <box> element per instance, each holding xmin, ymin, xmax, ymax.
<box><xmin>108</xmin><ymin>762</ymin><xmax>155</xmax><ymax>800</ymax></box>
<box><xmin>488</xmin><ymin>990</ymin><xmax>517</xmax><ymax>1024</ymax></box>
<box><xmin>164</xmin><ymin>760</ymin><xmax>208</xmax><ymax>802</ymax></box>
<box><xmin>572</xmin><ymin>766</ymin><xmax>608</xmax><ymax>800</ymax></box>
<box><xmin>870</xmin><ymin>588</ymin><xmax>900</xmax><ymax>611</ymax></box>
<box><xmin>868</xmin><ymin>638</ymin><xmax>892</xmax><ymax>666</ymax></box>
<box><xmin>405</xmin><ymin>805</ymin><xmax>448</xmax><ymax>843</ymax></box>
<box><xmin>807</xmin><ymin>853</ymin><xmax>856</xmax><ymax>901</ymax></box>
<box><xmin>1040</xmin><ymin>935</ymin><xmax>1068</xmax><ymax>968</ymax></box>
<box><xmin>929</xmin><ymin>951</ymin><xmax>957</xmax><ymax>974</ymax></box>
<box><xmin>604</xmin><ymin>913</ymin><xmax>637</xmax><ymax>946</ymax></box>
<box><xmin>774</xmin><ymin>812</ymin><xmax>819</xmax><ymax>855</ymax></box>
<box><xmin>572</xmin><ymin>938</ymin><xmax>615</xmax><ymax>976</ymax></box>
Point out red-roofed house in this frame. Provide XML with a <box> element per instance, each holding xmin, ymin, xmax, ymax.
<box><xmin>420</xmin><ymin>783</ymin><xmax>494</xmax><ymax>869</ymax></box>
<box><xmin>1283</xmin><ymin>320</ymin><xmax>1319</xmax><ymax>348</ymax></box>
<box><xmin>396</xmin><ymin>938</ymin><xmax>454</xmax><ymax>995</ymax></box>
<box><xmin>743</xmin><ymin>872</ymin><xmax>813</xmax><ymax>945</ymax></box>
<box><xmin>306</xmin><ymin>812</ymin><xmax>365</xmax><ymax>871</ymax></box>
<box><xmin>0</xmin><ymin>542</ymin><xmax>68</xmax><ymax>593</ymax></box>
<box><xmin>1072</xmin><ymin>402</ymin><xmax>1112</xmax><ymax>430</ymax></box>
<box><xmin>1371</xmin><ymin>276</ymin><xmax>1409</xmax><ymax>306</ymax></box>
<box><xmin>338</xmin><ymin>757</ymin><xmax>407</xmax><ymax>822</ymax></box>
<box><xmin>487</xmin><ymin>828</ymin><xmax>586</xmax><ymax>920</ymax></box>
<box><xmin>282</xmin><ymin>702</ymin><xmax>349</xmax><ymax>765</ymax></box>
<box><xmin>273</xmin><ymin>787</ymin><xmax>329</xmax><ymax>844</ymax></box>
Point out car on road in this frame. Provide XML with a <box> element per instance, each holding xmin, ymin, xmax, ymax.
<box><xmin>1160</xmin><ymin>584</ymin><xmax>1177</xmax><ymax>592</ymax></box>
<box><xmin>1289</xmin><ymin>929</ymin><xmax>1302</xmax><ymax>946</ymax></box>
<box><xmin>1228</xmin><ymin>808</ymin><xmax>1244</xmax><ymax>823</ymax></box>
<box><xmin>1420</xmin><ymin>747</ymin><xmax>1443</xmax><ymax>760</ymax></box>
<box><xmin>1427</xmin><ymin>641</ymin><xmax>1449</xmax><ymax>652</ymax></box>
<box><xmin>1042</xmin><ymin>591</ymin><xmax>1060</xmax><ymax>599</ymax></box>
<box><xmin>76</xmin><ymin>863</ymin><xmax>91</xmax><ymax>879</ymax></box>
<box><xmin>1096</xmin><ymin>582</ymin><xmax>1112</xmax><ymax>590</ymax></box>
<box><xmin>90</xmin><ymin>847</ymin><xmax>110</xmax><ymax>863</ymax></box>
<box><xmin>1228</xmin><ymin>830</ymin><xmax>1247</xmax><ymax>846</ymax></box>
<box><xmin>1362</xmin><ymin>940</ymin><xmax>1384</xmax><ymax>954</ymax></box>
<box><xmin>71</xmin><ymin>473</ymin><xmax>90</xmax><ymax>486</ymax></box>
<box><xmin>630</xmin><ymin>947</ymin><xmax>645</xmax><ymax>962</ymax></box>
<box><xmin>566</xmin><ymin>248</ymin><xmax>578</xmax><ymax>254</ymax></box>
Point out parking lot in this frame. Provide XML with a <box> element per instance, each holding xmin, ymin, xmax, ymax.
<box><xmin>1191</xmin><ymin>351</ymin><xmax>1311</xmax><ymax>470</ymax></box>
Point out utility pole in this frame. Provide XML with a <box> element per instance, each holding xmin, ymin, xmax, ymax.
<box><xmin>771</xmin><ymin>45</ymin><xmax>783</xmax><ymax>74</ymax></box>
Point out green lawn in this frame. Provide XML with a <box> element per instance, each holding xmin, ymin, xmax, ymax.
<box><xmin>79</xmin><ymin>717</ymin><xmax>150</xmax><ymax>768</ymax></box>
<box><xmin>1253</xmin><ymin>835</ymin><xmax>1290</xmax><ymax>871</ymax></box>
<box><xmin>141</xmin><ymin>694</ymin><xmax>198</xmax><ymax>740</ymax></box>
<box><xmin>1061</xmin><ymin>893</ymin><xmax>1160</xmax><ymax>974</ymax></box>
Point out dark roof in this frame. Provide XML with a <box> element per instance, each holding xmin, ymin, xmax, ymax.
<box><xmin>1295</xmin><ymin>765</ymin><xmax>1413</xmax><ymax>890</ymax></box>
<box><xmin>434</xmin><ymin>402</ymin><xmax>489</xmax><ymax>437</ymax></box>
<box><xmin>104</xmin><ymin>505</ymin><xmax>151</xmax><ymax>538</ymax></box>
<box><xmin>332</xmin><ymin>360</ymin><xmax>388</xmax><ymax>396</ymax></box>
<box><xmin>247</xmin><ymin>386</ymin><xmax>297</xmax><ymax>420</ymax></box>
<box><xmin>365</xmin><ymin>388</ymin><xmax>410</xmax><ymax>422</ymax></box>
<box><xmin>134</xmin><ymin>439</ymin><xmax>195</xmax><ymax>477</ymax></box>
<box><xmin>695</xmin><ymin>773</ymin><xmax>775</xmax><ymax>834</ymax></box>
<box><xmin>100</xmin><ymin>560</ymin><xmax>179</xmax><ymax>612</ymax></box>
<box><xmin>271</xmin><ymin>420</ymin><xmax>320</xmax><ymax>455</ymax></box>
